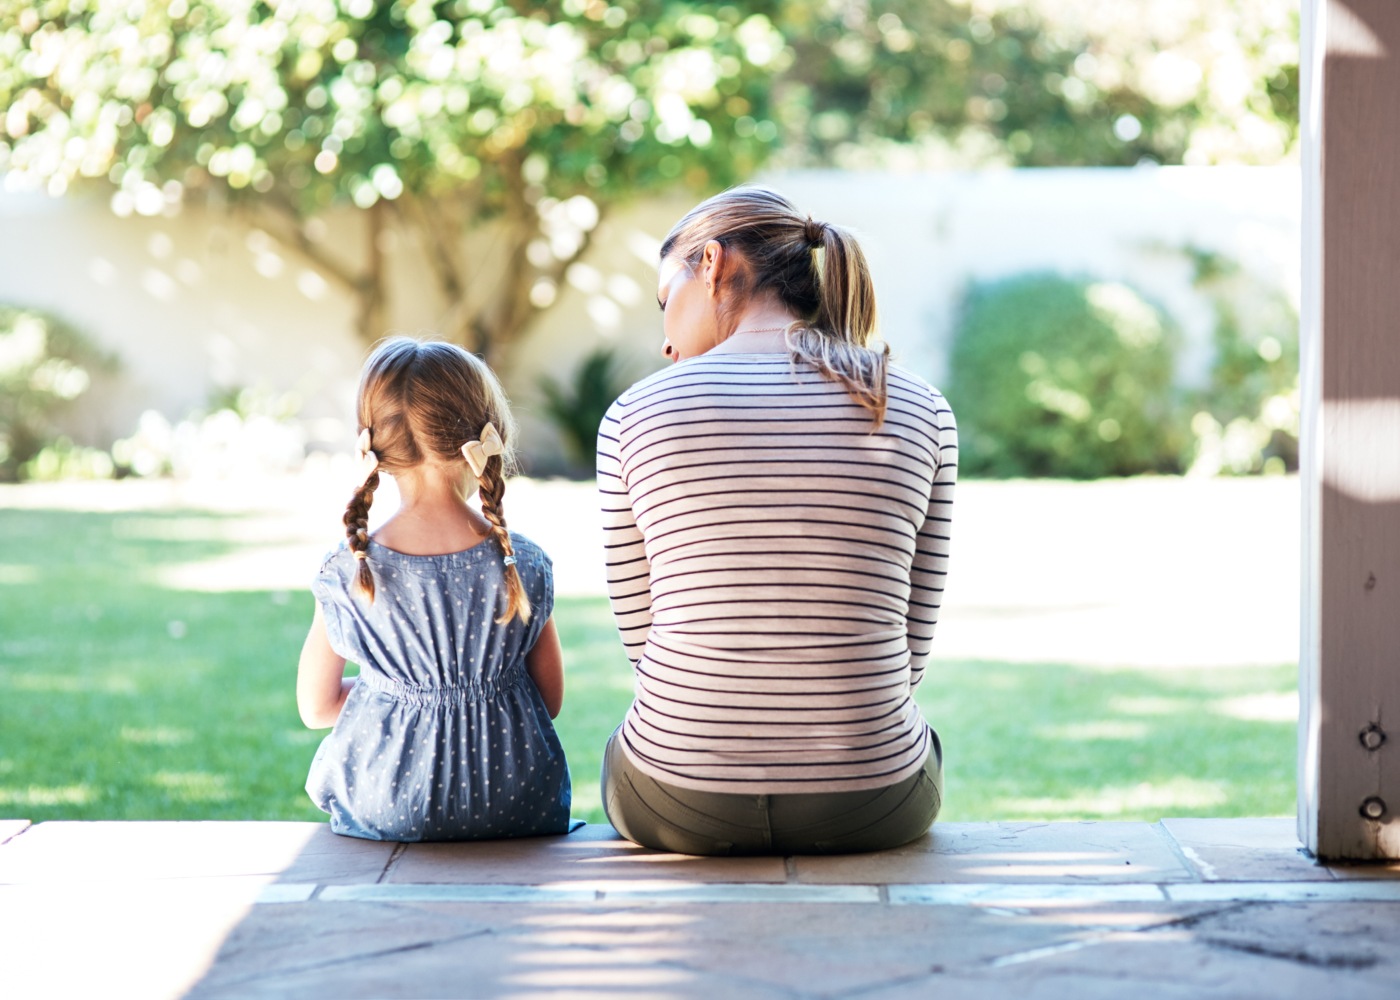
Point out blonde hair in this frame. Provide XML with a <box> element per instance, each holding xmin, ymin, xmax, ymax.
<box><xmin>660</xmin><ymin>185</ymin><xmax>888</xmax><ymax>422</ymax></box>
<box><xmin>344</xmin><ymin>336</ymin><xmax>531</xmax><ymax>623</ymax></box>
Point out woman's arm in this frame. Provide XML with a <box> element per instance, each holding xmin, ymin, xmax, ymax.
<box><xmin>597</xmin><ymin>401</ymin><xmax>654</xmax><ymax>665</ymax></box>
<box><xmin>908</xmin><ymin>396</ymin><xmax>958</xmax><ymax>690</ymax></box>
<box><xmin>296</xmin><ymin>604</ymin><xmax>355</xmax><ymax>728</ymax></box>
<box><xmin>526</xmin><ymin>616</ymin><xmax>565</xmax><ymax>719</ymax></box>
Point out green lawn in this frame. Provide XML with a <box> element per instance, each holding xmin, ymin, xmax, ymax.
<box><xmin>0</xmin><ymin>507</ymin><xmax>1296</xmax><ymax>826</ymax></box>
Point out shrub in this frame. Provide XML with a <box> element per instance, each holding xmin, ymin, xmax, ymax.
<box><xmin>0</xmin><ymin>307</ymin><xmax>114</xmax><ymax>482</ymax></box>
<box><xmin>537</xmin><ymin>347</ymin><xmax>635</xmax><ymax>474</ymax></box>
<box><xmin>947</xmin><ymin>274</ymin><xmax>1188</xmax><ymax>479</ymax></box>
<box><xmin>1183</xmin><ymin>249</ymin><xmax>1299</xmax><ymax>476</ymax></box>
<box><xmin>111</xmin><ymin>388</ymin><xmax>307</xmax><ymax>480</ymax></box>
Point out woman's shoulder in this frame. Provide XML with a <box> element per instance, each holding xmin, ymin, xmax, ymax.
<box><xmin>887</xmin><ymin>364</ymin><xmax>953</xmax><ymax>414</ymax></box>
<box><xmin>610</xmin><ymin>363</ymin><xmax>689</xmax><ymax>411</ymax></box>
<box><xmin>611</xmin><ymin>352</ymin><xmax>769</xmax><ymax>411</ymax></box>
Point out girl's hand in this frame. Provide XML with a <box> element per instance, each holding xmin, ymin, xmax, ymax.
<box><xmin>296</xmin><ymin>605</ymin><xmax>354</xmax><ymax>728</ymax></box>
<box><xmin>526</xmin><ymin>616</ymin><xmax>565</xmax><ymax>719</ymax></box>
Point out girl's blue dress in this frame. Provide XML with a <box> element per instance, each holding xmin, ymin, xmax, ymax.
<box><xmin>305</xmin><ymin>532</ymin><xmax>572</xmax><ymax>841</ymax></box>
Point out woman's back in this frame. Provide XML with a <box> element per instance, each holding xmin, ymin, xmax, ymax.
<box><xmin>600</xmin><ymin>352</ymin><xmax>956</xmax><ymax>794</ymax></box>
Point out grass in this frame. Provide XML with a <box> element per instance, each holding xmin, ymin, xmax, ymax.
<box><xmin>0</xmin><ymin>506</ymin><xmax>1296</xmax><ymax>826</ymax></box>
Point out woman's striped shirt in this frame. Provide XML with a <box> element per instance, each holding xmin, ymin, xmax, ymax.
<box><xmin>596</xmin><ymin>352</ymin><xmax>957</xmax><ymax>794</ymax></box>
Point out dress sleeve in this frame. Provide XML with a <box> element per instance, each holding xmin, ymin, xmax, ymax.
<box><xmin>310</xmin><ymin>545</ymin><xmax>366</xmax><ymax>665</ymax></box>
<box><xmin>907</xmin><ymin>392</ymin><xmax>958</xmax><ymax>691</ymax></box>
<box><xmin>521</xmin><ymin>541</ymin><xmax>555</xmax><ymax>652</ymax></box>
<box><xmin>597</xmin><ymin>397</ymin><xmax>653</xmax><ymax>666</ymax></box>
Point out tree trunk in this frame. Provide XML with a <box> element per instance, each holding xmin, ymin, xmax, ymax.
<box><xmin>355</xmin><ymin>199</ymin><xmax>388</xmax><ymax>345</ymax></box>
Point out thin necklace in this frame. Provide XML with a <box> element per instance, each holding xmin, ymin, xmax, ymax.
<box><xmin>731</xmin><ymin>325</ymin><xmax>791</xmax><ymax>336</ymax></box>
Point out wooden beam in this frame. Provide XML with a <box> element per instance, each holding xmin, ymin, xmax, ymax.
<box><xmin>1299</xmin><ymin>0</ymin><xmax>1400</xmax><ymax>860</ymax></box>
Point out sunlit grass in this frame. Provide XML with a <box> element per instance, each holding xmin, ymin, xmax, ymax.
<box><xmin>0</xmin><ymin>507</ymin><xmax>1295</xmax><ymax>827</ymax></box>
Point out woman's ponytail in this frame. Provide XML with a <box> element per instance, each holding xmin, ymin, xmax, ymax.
<box><xmin>790</xmin><ymin>220</ymin><xmax>889</xmax><ymax>424</ymax></box>
<box><xmin>661</xmin><ymin>186</ymin><xmax>890</xmax><ymax>426</ymax></box>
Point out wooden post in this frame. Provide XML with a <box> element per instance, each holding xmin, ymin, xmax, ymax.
<box><xmin>1299</xmin><ymin>0</ymin><xmax>1400</xmax><ymax>860</ymax></box>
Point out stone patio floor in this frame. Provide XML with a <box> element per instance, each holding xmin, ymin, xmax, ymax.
<box><xmin>3</xmin><ymin>817</ymin><xmax>1399</xmax><ymax>999</ymax></box>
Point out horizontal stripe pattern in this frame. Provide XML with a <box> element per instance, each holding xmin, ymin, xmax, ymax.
<box><xmin>597</xmin><ymin>354</ymin><xmax>957</xmax><ymax>793</ymax></box>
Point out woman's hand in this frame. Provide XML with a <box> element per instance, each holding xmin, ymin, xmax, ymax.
<box><xmin>296</xmin><ymin>605</ymin><xmax>354</xmax><ymax>729</ymax></box>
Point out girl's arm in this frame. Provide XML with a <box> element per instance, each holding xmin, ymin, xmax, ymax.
<box><xmin>297</xmin><ymin>604</ymin><xmax>355</xmax><ymax>728</ymax></box>
<box><xmin>526</xmin><ymin>616</ymin><xmax>564</xmax><ymax>719</ymax></box>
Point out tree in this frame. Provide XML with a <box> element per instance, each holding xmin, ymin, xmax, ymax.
<box><xmin>769</xmin><ymin>0</ymin><xmax>1298</xmax><ymax>169</ymax></box>
<box><xmin>0</xmin><ymin>0</ymin><xmax>786</xmax><ymax>360</ymax></box>
<box><xmin>1</xmin><ymin>0</ymin><xmax>1298</xmax><ymax>362</ymax></box>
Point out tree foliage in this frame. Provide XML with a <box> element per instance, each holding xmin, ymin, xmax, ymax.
<box><xmin>772</xmin><ymin>0</ymin><xmax>1298</xmax><ymax>169</ymax></box>
<box><xmin>1</xmin><ymin>0</ymin><xmax>787</xmax><ymax>356</ymax></box>
<box><xmin>0</xmin><ymin>0</ymin><xmax>1298</xmax><ymax>360</ymax></box>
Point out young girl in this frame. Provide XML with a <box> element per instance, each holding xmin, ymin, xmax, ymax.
<box><xmin>297</xmin><ymin>336</ymin><xmax>573</xmax><ymax>841</ymax></box>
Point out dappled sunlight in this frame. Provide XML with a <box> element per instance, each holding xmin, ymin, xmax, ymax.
<box><xmin>960</xmin><ymin>861</ymin><xmax>1157</xmax><ymax>878</ymax></box>
<box><xmin>502</xmin><ymin>909</ymin><xmax>704</xmax><ymax>992</ymax></box>
<box><xmin>0</xmin><ymin>564</ymin><xmax>38</xmax><ymax>584</ymax></box>
<box><xmin>523</xmin><ymin>911</ymin><xmax>698</xmax><ymax>929</ymax></box>
<box><xmin>1108</xmin><ymin>695</ymin><xmax>1196</xmax><ymax>716</ymax></box>
<box><xmin>0</xmin><ymin>670</ymin><xmax>136</xmax><ymax>695</ymax></box>
<box><xmin>1212</xmin><ymin>690</ymin><xmax>1298</xmax><ymax>722</ymax></box>
<box><xmin>151</xmin><ymin>771</ymin><xmax>232</xmax><ymax>803</ymax></box>
<box><xmin>967</xmin><ymin>851</ymin><xmax>1128</xmax><ymax>862</ymax></box>
<box><xmin>0</xmin><ymin>485</ymin><xmax>1300</xmax><ymax>827</ymax></box>
<box><xmin>1014</xmin><ymin>907</ymin><xmax>1178</xmax><ymax>927</ymax></box>
<box><xmin>150</xmin><ymin>547</ymin><xmax>321</xmax><ymax>592</ymax></box>
<box><xmin>969</xmin><ymin>898</ymin><xmax>1161</xmax><ymax>915</ymax></box>
<box><xmin>503</xmin><ymin>966</ymin><xmax>697</xmax><ymax>989</ymax></box>
<box><xmin>108</xmin><ymin>511</ymin><xmax>332</xmax><ymax>593</ymax></box>
<box><xmin>996</xmin><ymin>777</ymin><xmax>1229</xmax><ymax>819</ymax></box>
<box><xmin>120</xmin><ymin>726</ymin><xmax>193</xmax><ymax>746</ymax></box>
<box><xmin>1035</xmin><ymin>720</ymin><xmax>1151</xmax><ymax>741</ymax></box>
<box><xmin>575</xmin><ymin>852</ymin><xmax>725</xmax><ymax>867</ymax></box>
<box><xmin>0</xmin><ymin>784</ymin><xmax>95</xmax><ymax>807</ymax></box>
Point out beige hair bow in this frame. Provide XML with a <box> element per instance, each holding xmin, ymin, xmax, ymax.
<box><xmin>462</xmin><ymin>422</ymin><xmax>503</xmax><ymax>476</ymax></box>
<box><xmin>356</xmin><ymin>428</ymin><xmax>379</xmax><ymax>483</ymax></box>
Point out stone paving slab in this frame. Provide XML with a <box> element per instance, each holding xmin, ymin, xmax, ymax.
<box><xmin>1160</xmin><ymin>817</ymin><xmax>1400</xmax><ymax>882</ymax></box>
<box><xmin>1</xmin><ymin>877</ymin><xmax>270</xmax><ymax>999</ymax></box>
<box><xmin>794</xmin><ymin>822</ymin><xmax>1195</xmax><ymax>884</ymax></box>
<box><xmin>181</xmin><ymin>894</ymin><xmax>1400</xmax><ymax>1000</ymax></box>
<box><xmin>183</xmin><ymin>898</ymin><xmax>1109</xmax><ymax>999</ymax></box>
<box><xmin>7</xmin><ymin>818</ymin><xmax>1400</xmax><ymax>999</ymax></box>
<box><xmin>0</xmin><ymin>820</ymin><xmax>394</xmax><ymax>885</ymax></box>
<box><xmin>388</xmin><ymin>822</ymin><xmax>788</xmax><ymax>884</ymax></box>
<box><xmin>1160</xmin><ymin>817</ymin><xmax>1332</xmax><ymax>882</ymax></box>
<box><xmin>0</xmin><ymin>819</ymin><xmax>29</xmax><ymax>845</ymax></box>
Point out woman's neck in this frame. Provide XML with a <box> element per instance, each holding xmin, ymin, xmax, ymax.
<box><xmin>710</xmin><ymin>300</ymin><xmax>802</xmax><ymax>355</ymax></box>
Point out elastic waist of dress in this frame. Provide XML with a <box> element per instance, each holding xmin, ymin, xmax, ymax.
<box><xmin>359</xmin><ymin>669</ymin><xmax>527</xmax><ymax>706</ymax></box>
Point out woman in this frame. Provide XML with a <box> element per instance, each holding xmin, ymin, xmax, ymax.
<box><xmin>596</xmin><ymin>187</ymin><xmax>956</xmax><ymax>855</ymax></box>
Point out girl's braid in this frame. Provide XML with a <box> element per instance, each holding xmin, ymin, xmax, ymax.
<box><xmin>476</xmin><ymin>455</ymin><xmax>531</xmax><ymax>624</ymax></box>
<box><xmin>343</xmin><ymin>469</ymin><xmax>380</xmax><ymax>601</ymax></box>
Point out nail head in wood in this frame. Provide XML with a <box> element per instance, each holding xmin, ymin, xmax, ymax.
<box><xmin>1359</xmin><ymin>723</ymin><xmax>1387</xmax><ymax>751</ymax></box>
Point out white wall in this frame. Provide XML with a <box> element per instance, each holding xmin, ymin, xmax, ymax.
<box><xmin>0</xmin><ymin>166</ymin><xmax>1298</xmax><ymax>472</ymax></box>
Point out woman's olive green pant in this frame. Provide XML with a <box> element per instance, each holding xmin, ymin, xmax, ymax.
<box><xmin>601</xmin><ymin>729</ymin><xmax>942</xmax><ymax>856</ymax></box>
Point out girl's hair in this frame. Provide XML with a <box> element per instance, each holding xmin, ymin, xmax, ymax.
<box><xmin>344</xmin><ymin>336</ymin><xmax>531</xmax><ymax>624</ymax></box>
<box><xmin>659</xmin><ymin>185</ymin><xmax>888</xmax><ymax>422</ymax></box>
